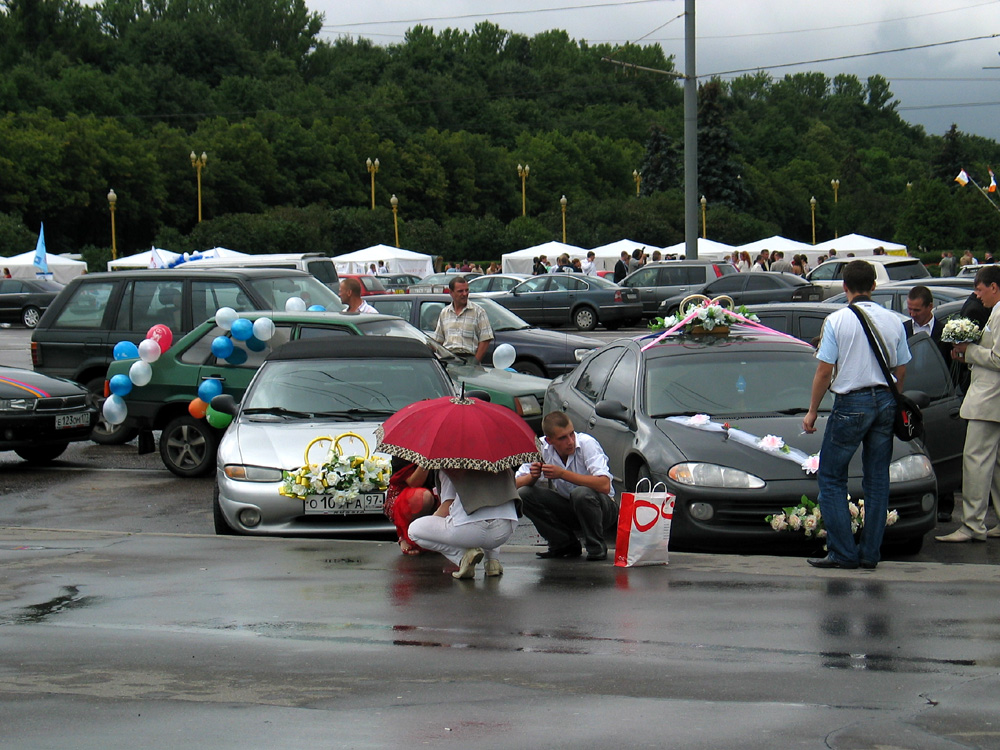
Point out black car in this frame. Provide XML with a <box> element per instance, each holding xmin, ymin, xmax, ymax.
<box><xmin>826</xmin><ymin>283</ymin><xmax>970</xmax><ymax>313</ymax></box>
<box><xmin>492</xmin><ymin>274</ymin><xmax>643</xmax><ymax>331</ymax></box>
<box><xmin>544</xmin><ymin>325</ymin><xmax>961</xmax><ymax>554</ymax></box>
<box><xmin>0</xmin><ymin>278</ymin><xmax>63</xmax><ymax>328</ymax></box>
<box><xmin>619</xmin><ymin>260</ymin><xmax>738</xmax><ymax>317</ymax></box>
<box><xmin>742</xmin><ymin>302</ymin><xmax>844</xmax><ymax>344</ymax></box>
<box><xmin>367</xmin><ymin>293</ymin><xmax>600</xmax><ymax>378</ymax></box>
<box><xmin>379</xmin><ymin>273</ymin><xmax>422</xmax><ymax>291</ymax></box>
<box><xmin>658</xmin><ymin>272</ymin><xmax>823</xmax><ymax>316</ymax></box>
<box><xmin>0</xmin><ymin>366</ymin><xmax>97</xmax><ymax>462</ymax></box>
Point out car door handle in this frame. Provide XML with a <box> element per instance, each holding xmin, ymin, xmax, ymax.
<box><xmin>588</xmin><ymin>417</ymin><xmax>597</xmax><ymax>429</ymax></box>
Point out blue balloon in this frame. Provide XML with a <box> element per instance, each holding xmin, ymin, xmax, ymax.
<box><xmin>113</xmin><ymin>341</ymin><xmax>139</xmax><ymax>360</ymax></box>
<box><xmin>109</xmin><ymin>373</ymin><xmax>133</xmax><ymax>396</ymax></box>
<box><xmin>245</xmin><ymin>336</ymin><xmax>267</xmax><ymax>352</ymax></box>
<box><xmin>230</xmin><ymin>318</ymin><xmax>254</xmax><ymax>341</ymax></box>
<box><xmin>307</xmin><ymin>304</ymin><xmax>326</xmax><ymax>312</ymax></box>
<box><xmin>211</xmin><ymin>336</ymin><xmax>235</xmax><ymax>359</ymax></box>
<box><xmin>198</xmin><ymin>378</ymin><xmax>224</xmax><ymax>402</ymax></box>
<box><xmin>225</xmin><ymin>347</ymin><xmax>248</xmax><ymax>365</ymax></box>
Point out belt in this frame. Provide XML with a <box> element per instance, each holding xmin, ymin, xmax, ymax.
<box><xmin>838</xmin><ymin>385</ymin><xmax>890</xmax><ymax>395</ymax></box>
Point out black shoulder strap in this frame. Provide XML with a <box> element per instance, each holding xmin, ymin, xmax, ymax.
<box><xmin>847</xmin><ymin>303</ymin><xmax>901</xmax><ymax>397</ymax></box>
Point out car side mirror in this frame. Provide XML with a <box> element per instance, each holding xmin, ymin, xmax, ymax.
<box><xmin>211</xmin><ymin>393</ymin><xmax>239</xmax><ymax>416</ymax></box>
<box><xmin>595</xmin><ymin>399</ymin><xmax>629</xmax><ymax>423</ymax></box>
<box><xmin>466</xmin><ymin>389</ymin><xmax>491</xmax><ymax>402</ymax></box>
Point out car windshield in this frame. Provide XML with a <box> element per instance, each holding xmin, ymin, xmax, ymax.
<box><xmin>247</xmin><ymin>276</ymin><xmax>341</xmax><ymax>311</ymax></box>
<box><xmin>885</xmin><ymin>261</ymin><xmax>930</xmax><ymax>281</ymax></box>
<box><xmin>645</xmin><ymin>350</ymin><xmax>833</xmax><ymax>417</ymax></box>
<box><xmin>475</xmin><ymin>298</ymin><xmax>531</xmax><ymax>331</ymax></box>
<box><xmin>244</xmin><ymin>357</ymin><xmax>452</xmax><ymax>418</ymax></box>
<box><xmin>353</xmin><ymin>319</ymin><xmax>462</xmax><ymax>362</ymax></box>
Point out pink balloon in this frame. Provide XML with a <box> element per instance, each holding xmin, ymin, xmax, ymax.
<box><xmin>147</xmin><ymin>324</ymin><xmax>173</xmax><ymax>351</ymax></box>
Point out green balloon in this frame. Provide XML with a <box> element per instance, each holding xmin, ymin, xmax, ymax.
<box><xmin>205</xmin><ymin>405</ymin><xmax>233</xmax><ymax>429</ymax></box>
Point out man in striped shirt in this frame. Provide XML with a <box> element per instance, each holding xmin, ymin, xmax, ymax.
<box><xmin>432</xmin><ymin>276</ymin><xmax>494</xmax><ymax>362</ymax></box>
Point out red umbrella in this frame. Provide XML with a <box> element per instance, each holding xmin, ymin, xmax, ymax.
<box><xmin>375</xmin><ymin>396</ymin><xmax>541</xmax><ymax>472</ymax></box>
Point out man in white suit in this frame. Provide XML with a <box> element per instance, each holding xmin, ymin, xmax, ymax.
<box><xmin>937</xmin><ymin>265</ymin><xmax>1000</xmax><ymax>542</ymax></box>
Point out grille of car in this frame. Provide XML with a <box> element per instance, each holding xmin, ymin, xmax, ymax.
<box><xmin>34</xmin><ymin>395</ymin><xmax>89</xmax><ymax>412</ymax></box>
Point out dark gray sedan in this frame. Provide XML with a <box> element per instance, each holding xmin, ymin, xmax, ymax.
<box><xmin>826</xmin><ymin>284</ymin><xmax>971</xmax><ymax>313</ymax></box>
<box><xmin>0</xmin><ymin>278</ymin><xmax>63</xmax><ymax>327</ymax></box>
<box><xmin>658</xmin><ymin>272</ymin><xmax>822</xmax><ymax>316</ymax></box>
<box><xmin>492</xmin><ymin>274</ymin><xmax>643</xmax><ymax>331</ymax></box>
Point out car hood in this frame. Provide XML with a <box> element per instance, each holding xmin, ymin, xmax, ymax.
<box><xmin>221</xmin><ymin>419</ymin><xmax>388</xmax><ymax>470</ymax></box>
<box><xmin>0</xmin><ymin>366</ymin><xmax>87</xmax><ymax>398</ymax></box>
<box><xmin>498</xmin><ymin>327</ymin><xmax>598</xmax><ymax>351</ymax></box>
<box><xmin>446</xmin><ymin>362</ymin><xmax>550</xmax><ymax>393</ymax></box>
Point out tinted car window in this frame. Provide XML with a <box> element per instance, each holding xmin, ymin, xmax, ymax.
<box><xmin>746</xmin><ymin>275</ymin><xmax>780</xmax><ymax>291</ymax></box>
<box><xmin>360</xmin><ymin>276</ymin><xmax>387</xmax><ymax>292</ymax></box>
<box><xmin>550</xmin><ymin>275</ymin><xmax>586</xmax><ymax>291</ymax></box>
<box><xmin>115</xmin><ymin>280</ymin><xmax>182</xmax><ymax>333</ymax></box>
<box><xmin>298</xmin><ymin>326</ymin><xmax>354</xmax><ymax>339</ymax></box>
<box><xmin>306</xmin><ymin>260</ymin><xmax>339</xmax><ymax>285</ymax></box>
<box><xmin>706</xmin><ymin>275</ymin><xmax>746</xmax><ymax>293</ymax></box>
<box><xmin>603</xmin><ymin>349</ymin><xmax>638</xmax><ymax>407</ymax></box>
<box><xmin>904</xmin><ymin>335</ymin><xmax>951</xmax><ymax>399</ymax></box>
<box><xmin>518</xmin><ymin>277</ymin><xmax>549</xmax><ymax>293</ymax></box>
<box><xmin>192</xmin><ymin>280</ymin><xmax>255</xmax><ymax>324</ymax></box>
<box><xmin>419</xmin><ymin>302</ymin><xmax>447</xmax><ymax>331</ymax></box>
<box><xmin>885</xmin><ymin>261</ymin><xmax>930</xmax><ymax>281</ymax></box>
<box><xmin>178</xmin><ymin>324</ymin><xmax>293</xmax><ymax>365</ymax></box>
<box><xmin>810</xmin><ymin>263</ymin><xmax>840</xmax><ymax>281</ymax></box>
<box><xmin>754</xmin><ymin>313</ymin><xmax>788</xmax><ymax>333</ymax></box>
<box><xmin>0</xmin><ymin>280</ymin><xmax>23</xmax><ymax>293</ymax></box>
<box><xmin>247</xmin><ymin>276</ymin><xmax>339</xmax><ymax>311</ymax></box>
<box><xmin>575</xmin><ymin>347</ymin><xmax>623</xmax><ymax>401</ymax></box>
<box><xmin>369</xmin><ymin>298</ymin><xmax>413</xmax><ymax>319</ymax></box>
<box><xmin>625</xmin><ymin>268</ymin><xmax>658</xmax><ymax>286</ymax></box>
<box><xmin>799</xmin><ymin>315</ymin><xmax>827</xmax><ymax>342</ymax></box>
<box><xmin>870</xmin><ymin>291</ymin><xmax>897</xmax><ymax>310</ymax></box>
<box><xmin>51</xmin><ymin>281</ymin><xmax>115</xmax><ymax>328</ymax></box>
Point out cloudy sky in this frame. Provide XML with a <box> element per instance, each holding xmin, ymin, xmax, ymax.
<box><xmin>314</xmin><ymin>0</ymin><xmax>1000</xmax><ymax>141</ymax></box>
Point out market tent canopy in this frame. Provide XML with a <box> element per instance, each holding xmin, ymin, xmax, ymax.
<box><xmin>660</xmin><ymin>238</ymin><xmax>738</xmax><ymax>261</ymax></box>
<box><xmin>107</xmin><ymin>247</ymin><xmax>180</xmax><ymax>271</ymax></box>
<box><xmin>1</xmin><ymin>250</ymin><xmax>87</xmax><ymax>284</ymax></box>
<box><xmin>737</xmin><ymin>235</ymin><xmax>813</xmax><ymax>256</ymax></box>
<box><xmin>813</xmin><ymin>234</ymin><xmax>908</xmax><ymax>257</ymax></box>
<box><xmin>588</xmin><ymin>239</ymin><xmax>665</xmax><ymax>272</ymax></box>
<box><xmin>501</xmin><ymin>241</ymin><xmax>588</xmax><ymax>274</ymax></box>
<box><xmin>334</xmin><ymin>245</ymin><xmax>434</xmax><ymax>276</ymax></box>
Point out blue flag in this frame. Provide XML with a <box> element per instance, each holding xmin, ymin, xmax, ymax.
<box><xmin>33</xmin><ymin>223</ymin><xmax>48</xmax><ymax>274</ymax></box>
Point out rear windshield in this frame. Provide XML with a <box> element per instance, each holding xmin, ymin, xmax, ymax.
<box><xmin>885</xmin><ymin>260</ymin><xmax>930</xmax><ymax>281</ymax></box>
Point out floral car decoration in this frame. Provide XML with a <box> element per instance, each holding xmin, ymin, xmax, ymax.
<box><xmin>647</xmin><ymin>296</ymin><xmax>761</xmax><ymax>335</ymax></box>
<box><xmin>765</xmin><ymin>494</ymin><xmax>899</xmax><ymax>541</ymax></box>
<box><xmin>279</xmin><ymin>433</ymin><xmax>391</xmax><ymax>508</ymax></box>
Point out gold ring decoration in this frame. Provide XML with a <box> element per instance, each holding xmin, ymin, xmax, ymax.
<box><xmin>280</xmin><ymin>431</ymin><xmax>389</xmax><ymax>501</ymax></box>
<box><xmin>680</xmin><ymin>294</ymin><xmax>737</xmax><ymax>337</ymax></box>
<box><xmin>679</xmin><ymin>293</ymin><xmax>736</xmax><ymax>312</ymax></box>
<box><xmin>333</xmin><ymin>432</ymin><xmax>369</xmax><ymax>460</ymax></box>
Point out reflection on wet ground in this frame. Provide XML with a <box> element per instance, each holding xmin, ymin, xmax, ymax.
<box><xmin>1</xmin><ymin>585</ymin><xmax>98</xmax><ymax>626</ymax></box>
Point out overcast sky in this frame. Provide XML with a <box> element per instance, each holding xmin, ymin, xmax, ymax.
<box><xmin>314</xmin><ymin>0</ymin><xmax>1000</xmax><ymax>142</ymax></box>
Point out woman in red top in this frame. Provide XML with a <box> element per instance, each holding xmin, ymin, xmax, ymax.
<box><xmin>385</xmin><ymin>458</ymin><xmax>438</xmax><ymax>555</ymax></box>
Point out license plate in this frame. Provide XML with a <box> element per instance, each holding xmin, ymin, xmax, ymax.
<box><xmin>304</xmin><ymin>492</ymin><xmax>385</xmax><ymax>515</ymax></box>
<box><xmin>55</xmin><ymin>412</ymin><xmax>90</xmax><ymax>429</ymax></box>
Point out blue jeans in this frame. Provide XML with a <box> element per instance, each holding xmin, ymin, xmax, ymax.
<box><xmin>817</xmin><ymin>387</ymin><xmax>896</xmax><ymax>564</ymax></box>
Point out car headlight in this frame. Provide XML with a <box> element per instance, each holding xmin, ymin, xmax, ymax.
<box><xmin>224</xmin><ymin>465</ymin><xmax>283</xmax><ymax>482</ymax></box>
<box><xmin>889</xmin><ymin>454</ymin><xmax>934</xmax><ymax>483</ymax></box>
<box><xmin>514</xmin><ymin>394</ymin><xmax>542</xmax><ymax>417</ymax></box>
<box><xmin>0</xmin><ymin>398</ymin><xmax>34</xmax><ymax>412</ymax></box>
<box><xmin>669</xmin><ymin>462</ymin><xmax>765</xmax><ymax>489</ymax></box>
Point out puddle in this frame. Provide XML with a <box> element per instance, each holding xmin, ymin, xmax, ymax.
<box><xmin>1</xmin><ymin>585</ymin><xmax>98</xmax><ymax>625</ymax></box>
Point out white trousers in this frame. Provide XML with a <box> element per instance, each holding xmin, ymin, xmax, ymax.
<box><xmin>960</xmin><ymin>419</ymin><xmax>1000</xmax><ymax>536</ymax></box>
<box><xmin>409</xmin><ymin>516</ymin><xmax>517</xmax><ymax>566</ymax></box>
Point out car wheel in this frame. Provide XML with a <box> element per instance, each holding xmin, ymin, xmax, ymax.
<box><xmin>14</xmin><ymin>443</ymin><xmax>68</xmax><ymax>463</ymax></box>
<box><xmin>573</xmin><ymin>306</ymin><xmax>598</xmax><ymax>331</ymax></box>
<box><xmin>21</xmin><ymin>306</ymin><xmax>41</xmax><ymax>328</ymax></box>
<box><xmin>513</xmin><ymin>360</ymin><xmax>545</xmax><ymax>377</ymax></box>
<box><xmin>160</xmin><ymin>415</ymin><xmax>219</xmax><ymax>478</ymax></box>
<box><xmin>213</xmin><ymin>485</ymin><xmax>237</xmax><ymax>535</ymax></box>
<box><xmin>85</xmin><ymin>377</ymin><xmax>140</xmax><ymax>446</ymax></box>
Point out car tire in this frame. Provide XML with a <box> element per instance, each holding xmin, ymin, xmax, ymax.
<box><xmin>21</xmin><ymin>306</ymin><xmax>41</xmax><ymax>328</ymax></box>
<box><xmin>85</xmin><ymin>377</ymin><xmax>140</xmax><ymax>446</ymax></box>
<box><xmin>573</xmin><ymin>306</ymin><xmax>598</xmax><ymax>331</ymax></box>
<box><xmin>514</xmin><ymin>360</ymin><xmax>546</xmax><ymax>377</ymax></box>
<box><xmin>160</xmin><ymin>415</ymin><xmax>219</xmax><ymax>478</ymax></box>
<box><xmin>15</xmin><ymin>443</ymin><xmax>68</xmax><ymax>463</ymax></box>
<box><xmin>213</xmin><ymin>485</ymin><xmax>238</xmax><ymax>535</ymax></box>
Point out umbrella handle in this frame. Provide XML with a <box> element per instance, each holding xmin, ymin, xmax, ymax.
<box><xmin>333</xmin><ymin>432</ymin><xmax>370</xmax><ymax>460</ymax></box>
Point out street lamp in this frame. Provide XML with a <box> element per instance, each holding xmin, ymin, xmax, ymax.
<box><xmin>633</xmin><ymin>169</ymin><xmax>642</xmax><ymax>197</ymax></box>
<box><xmin>831</xmin><ymin>178</ymin><xmax>840</xmax><ymax>238</ymax></box>
<box><xmin>366</xmin><ymin>157</ymin><xmax>379</xmax><ymax>210</ymax></box>
<box><xmin>391</xmin><ymin>194</ymin><xmax>400</xmax><ymax>248</ymax></box>
<box><xmin>107</xmin><ymin>189</ymin><xmax>118</xmax><ymax>260</ymax></box>
<box><xmin>700</xmin><ymin>195</ymin><xmax>707</xmax><ymax>239</ymax></box>
<box><xmin>560</xmin><ymin>195</ymin><xmax>568</xmax><ymax>243</ymax></box>
<box><xmin>810</xmin><ymin>196</ymin><xmax>818</xmax><ymax>245</ymax></box>
<box><xmin>517</xmin><ymin>163</ymin><xmax>530</xmax><ymax>216</ymax></box>
<box><xmin>189</xmin><ymin>151</ymin><xmax>207</xmax><ymax>223</ymax></box>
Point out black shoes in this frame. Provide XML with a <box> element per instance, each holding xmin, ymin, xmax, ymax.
<box><xmin>859</xmin><ymin>560</ymin><xmax>877</xmax><ymax>570</ymax></box>
<box><xmin>536</xmin><ymin>543</ymin><xmax>582</xmax><ymax>559</ymax></box>
<box><xmin>807</xmin><ymin>555</ymin><xmax>860</xmax><ymax>570</ymax></box>
<box><xmin>586</xmin><ymin>550</ymin><xmax>608</xmax><ymax>562</ymax></box>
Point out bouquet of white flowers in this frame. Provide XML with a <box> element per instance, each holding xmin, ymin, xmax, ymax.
<box><xmin>279</xmin><ymin>444</ymin><xmax>391</xmax><ymax>508</ymax></box>
<box><xmin>941</xmin><ymin>316</ymin><xmax>982</xmax><ymax>344</ymax></box>
<box><xmin>766</xmin><ymin>494</ymin><xmax>899</xmax><ymax>540</ymax></box>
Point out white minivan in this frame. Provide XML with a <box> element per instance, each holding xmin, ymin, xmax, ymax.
<box><xmin>183</xmin><ymin>253</ymin><xmax>340</xmax><ymax>292</ymax></box>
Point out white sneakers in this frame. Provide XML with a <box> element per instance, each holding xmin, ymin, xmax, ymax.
<box><xmin>452</xmin><ymin>548</ymin><xmax>484</xmax><ymax>579</ymax></box>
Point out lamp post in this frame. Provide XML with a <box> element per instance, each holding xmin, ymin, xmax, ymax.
<box><xmin>633</xmin><ymin>169</ymin><xmax>641</xmax><ymax>197</ymax></box>
<box><xmin>189</xmin><ymin>151</ymin><xmax>207</xmax><ymax>223</ymax></box>
<box><xmin>810</xmin><ymin>196</ymin><xmax>817</xmax><ymax>245</ymax></box>
<box><xmin>700</xmin><ymin>195</ymin><xmax>707</xmax><ymax>239</ymax></box>
<box><xmin>107</xmin><ymin>189</ymin><xmax>118</xmax><ymax>260</ymax></box>
<box><xmin>517</xmin><ymin>163</ymin><xmax>530</xmax><ymax>216</ymax></box>
<box><xmin>560</xmin><ymin>195</ymin><xmax>568</xmax><ymax>243</ymax></box>
<box><xmin>391</xmin><ymin>194</ymin><xmax>400</xmax><ymax>248</ymax></box>
<box><xmin>365</xmin><ymin>158</ymin><xmax>379</xmax><ymax>210</ymax></box>
<box><xmin>831</xmin><ymin>178</ymin><xmax>840</xmax><ymax>238</ymax></box>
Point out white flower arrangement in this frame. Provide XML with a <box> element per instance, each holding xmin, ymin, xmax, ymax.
<box><xmin>941</xmin><ymin>316</ymin><xmax>982</xmax><ymax>344</ymax></box>
<box><xmin>279</xmin><ymin>448</ymin><xmax>391</xmax><ymax>506</ymax></box>
<box><xmin>765</xmin><ymin>495</ymin><xmax>898</xmax><ymax>540</ymax></box>
<box><xmin>648</xmin><ymin>304</ymin><xmax>760</xmax><ymax>333</ymax></box>
<box><xmin>758</xmin><ymin>434</ymin><xmax>786</xmax><ymax>452</ymax></box>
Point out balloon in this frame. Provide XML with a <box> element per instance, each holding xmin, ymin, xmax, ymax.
<box><xmin>252</xmin><ymin>317</ymin><xmax>275</xmax><ymax>341</ymax></box>
<box><xmin>138</xmin><ymin>339</ymin><xmax>161</xmax><ymax>363</ymax></box>
<box><xmin>285</xmin><ymin>296</ymin><xmax>306</xmax><ymax>312</ymax></box>
<box><xmin>102</xmin><ymin>394</ymin><xmax>127</xmax><ymax>425</ymax></box>
<box><xmin>109</xmin><ymin>373</ymin><xmax>133</xmax><ymax>397</ymax></box>
<box><xmin>205</xmin><ymin>405</ymin><xmax>233</xmax><ymax>429</ymax></box>
<box><xmin>113</xmin><ymin>341</ymin><xmax>139</xmax><ymax>360</ymax></box>
<box><xmin>211</xmin><ymin>336</ymin><xmax>235</xmax><ymax>359</ymax></box>
<box><xmin>307</xmin><ymin>304</ymin><xmax>326</xmax><ymax>312</ymax></box>
<box><xmin>146</xmin><ymin>324</ymin><xmax>173</xmax><ymax>351</ymax></box>
<box><xmin>197</xmin><ymin>378</ymin><xmax>223</xmax><ymax>402</ymax></box>
<box><xmin>215</xmin><ymin>307</ymin><xmax>239</xmax><ymax>331</ymax></box>
<box><xmin>230</xmin><ymin>318</ymin><xmax>254</xmax><ymax>341</ymax></box>
<box><xmin>492</xmin><ymin>343</ymin><xmax>516</xmax><ymax>370</ymax></box>
<box><xmin>225</xmin><ymin>347</ymin><xmax>248</xmax><ymax>365</ymax></box>
<box><xmin>129</xmin><ymin>360</ymin><xmax>152</xmax><ymax>386</ymax></box>
<box><xmin>188</xmin><ymin>398</ymin><xmax>208</xmax><ymax>419</ymax></box>
<box><xmin>245</xmin><ymin>336</ymin><xmax>266</xmax><ymax>352</ymax></box>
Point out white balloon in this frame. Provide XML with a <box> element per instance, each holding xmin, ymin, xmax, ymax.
<box><xmin>493</xmin><ymin>343</ymin><xmax>516</xmax><ymax>370</ymax></box>
<box><xmin>138</xmin><ymin>338</ymin><xmax>161</xmax><ymax>363</ymax></box>
<box><xmin>285</xmin><ymin>296</ymin><xmax>306</xmax><ymax>312</ymax></box>
<box><xmin>215</xmin><ymin>307</ymin><xmax>239</xmax><ymax>331</ymax></box>
<box><xmin>102</xmin><ymin>394</ymin><xmax>127</xmax><ymax>425</ymax></box>
<box><xmin>129</xmin><ymin>360</ymin><xmax>153</xmax><ymax>386</ymax></box>
<box><xmin>252</xmin><ymin>316</ymin><xmax>276</xmax><ymax>341</ymax></box>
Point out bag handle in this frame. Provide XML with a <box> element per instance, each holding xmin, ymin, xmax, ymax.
<box><xmin>634</xmin><ymin>477</ymin><xmax>667</xmax><ymax>493</ymax></box>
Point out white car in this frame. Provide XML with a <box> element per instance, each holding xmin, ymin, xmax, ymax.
<box><xmin>806</xmin><ymin>256</ymin><xmax>929</xmax><ymax>299</ymax></box>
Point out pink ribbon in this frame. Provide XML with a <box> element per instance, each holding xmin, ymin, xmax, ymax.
<box><xmin>640</xmin><ymin>303</ymin><xmax>806</xmax><ymax>351</ymax></box>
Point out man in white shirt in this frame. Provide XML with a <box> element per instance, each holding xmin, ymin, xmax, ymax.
<box><xmin>339</xmin><ymin>277</ymin><xmax>378</xmax><ymax>313</ymax></box>
<box><xmin>516</xmin><ymin>411</ymin><xmax>617</xmax><ymax>561</ymax></box>
<box><xmin>581</xmin><ymin>251</ymin><xmax>598</xmax><ymax>276</ymax></box>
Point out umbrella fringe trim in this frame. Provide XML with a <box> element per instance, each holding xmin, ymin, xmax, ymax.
<box><xmin>374</xmin><ymin>440</ymin><xmax>541</xmax><ymax>473</ymax></box>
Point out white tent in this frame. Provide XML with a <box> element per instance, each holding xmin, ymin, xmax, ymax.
<box><xmin>813</xmin><ymin>233</ymin><xmax>908</xmax><ymax>257</ymax></box>
<box><xmin>334</xmin><ymin>245</ymin><xmax>434</xmax><ymax>276</ymax></box>
<box><xmin>107</xmin><ymin>247</ymin><xmax>181</xmax><ymax>271</ymax></box>
<box><xmin>660</xmin><ymin>238</ymin><xmax>738</xmax><ymax>261</ymax></box>
<box><xmin>1</xmin><ymin>250</ymin><xmax>87</xmax><ymax>284</ymax></box>
<box><xmin>501</xmin><ymin>241</ymin><xmax>589</xmax><ymax>274</ymax></box>
<box><xmin>737</xmin><ymin>235</ymin><xmax>813</xmax><ymax>256</ymax></box>
<box><xmin>588</xmin><ymin>239</ymin><xmax>664</xmax><ymax>273</ymax></box>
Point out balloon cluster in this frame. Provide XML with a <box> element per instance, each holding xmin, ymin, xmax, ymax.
<box><xmin>104</xmin><ymin>324</ymin><xmax>175</xmax><ymax>425</ymax></box>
